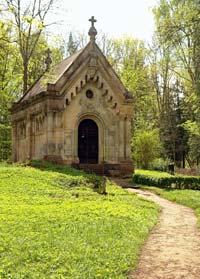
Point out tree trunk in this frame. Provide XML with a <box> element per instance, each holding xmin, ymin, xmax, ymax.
<box><xmin>182</xmin><ymin>152</ymin><xmax>185</xmax><ymax>169</ymax></box>
<box><xmin>23</xmin><ymin>60</ymin><xmax>28</xmax><ymax>94</ymax></box>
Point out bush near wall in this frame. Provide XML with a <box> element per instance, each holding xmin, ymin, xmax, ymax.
<box><xmin>133</xmin><ymin>170</ymin><xmax>200</xmax><ymax>190</ymax></box>
<box><xmin>0</xmin><ymin>124</ymin><xmax>11</xmax><ymax>161</ymax></box>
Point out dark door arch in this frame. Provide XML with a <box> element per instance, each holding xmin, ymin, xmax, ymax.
<box><xmin>78</xmin><ymin>119</ymin><xmax>98</xmax><ymax>164</ymax></box>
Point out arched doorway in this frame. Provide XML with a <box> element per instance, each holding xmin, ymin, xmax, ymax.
<box><xmin>78</xmin><ymin>119</ymin><xmax>98</xmax><ymax>164</ymax></box>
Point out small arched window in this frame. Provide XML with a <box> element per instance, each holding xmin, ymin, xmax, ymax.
<box><xmin>86</xmin><ymin>89</ymin><xmax>94</xmax><ymax>99</ymax></box>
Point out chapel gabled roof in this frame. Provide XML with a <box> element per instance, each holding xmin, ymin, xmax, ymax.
<box><xmin>17</xmin><ymin>16</ymin><xmax>133</xmax><ymax>105</ymax></box>
<box><xmin>19</xmin><ymin>48</ymin><xmax>84</xmax><ymax>102</ymax></box>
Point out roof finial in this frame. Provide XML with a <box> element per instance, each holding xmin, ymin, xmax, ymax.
<box><xmin>45</xmin><ymin>48</ymin><xmax>52</xmax><ymax>72</ymax></box>
<box><xmin>89</xmin><ymin>16</ymin><xmax>97</xmax><ymax>28</ymax></box>
<box><xmin>88</xmin><ymin>16</ymin><xmax>97</xmax><ymax>41</ymax></box>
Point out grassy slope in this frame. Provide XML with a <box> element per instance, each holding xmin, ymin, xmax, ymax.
<box><xmin>0</xmin><ymin>166</ymin><xmax>159</xmax><ymax>279</ymax></box>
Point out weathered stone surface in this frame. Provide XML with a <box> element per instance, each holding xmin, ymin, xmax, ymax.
<box><xmin>11</xmin><ymin>23</ymin><xmax>134</xmax><ymax>177</ymax></box>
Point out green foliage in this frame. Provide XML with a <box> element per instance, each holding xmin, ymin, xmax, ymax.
<box><xmin>150</xmin><ymin>157</ymin><xmax>171</xmax><ymax>172</ymax></box>
<box><xmin>132</xmin><ymin>129</ymin><xmax>162</xmax><ymax>169</ymax></box>
<box><xmin>149</xmin><ymin>36</ymin><xmax>189</xmax><ymax>167</ymax></box>
<box><xmin>153</xmin><ymin>0</ymin><xmax>200</xmax><ymax>168</ymax></box>
<box><xmin>0</xmin><ymin>165</ymin><xmax>159</xmax><ymax>278</ymax></box>
<box><xmin>3</xmin><ymin>0</ymin><xmax>57</xmax><ymax>93</ymax></box>
<box><xmin>133</xmin><ymin>169</ymin><xmax>200</xmax><ymax>190</ymax></box>
<box><xmin>0</xmin><ymin>161</ymin><xmax>9</xmax><ymax>167</ymax></box>
<box><xmin>182</xmin><ymin>121</ymin><xmax>200</xmax><ymax>166</ymax></box>
<box><xmin>28</xmin><ymin>35</ymin><xmax>65</xmax><ymax>86</ymax></box>
<box><xmin>108</xmin><ymin>37</ymin><xmax>157</xmax><ymax>131</ymax></box>
<box><xmin>0</xmin><ymin>20</ymin><xmax>22</xmax><ymax>161</ymax></box>
<box><xmin>0</xmin><ymin>19</ymin><xmax>64</xmax><ymax>162</ymax></box>
<box><xmin>67</xmin><ymin>32</ymin><xmax>78</xmax><ymax>56</ymax></box>
<box><xmin>0</xmin><ymin>124</ymin><xmax>11</xmax><ymax>161</ymax></box>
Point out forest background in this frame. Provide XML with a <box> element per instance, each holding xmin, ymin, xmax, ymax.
<box><xmin>0</xmin><ymin>0</ymin><xmax>200</xmax><ymax>172</ymax></box>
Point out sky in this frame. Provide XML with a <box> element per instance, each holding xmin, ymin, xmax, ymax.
<box><xmin>51</xmin><ymin>0</ymin><xmax>157</xmax><ymax>43</ymax></box>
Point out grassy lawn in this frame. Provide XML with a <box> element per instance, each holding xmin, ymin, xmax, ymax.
<box><xmin>135</xmin><ymin>169</ymin><xmax>172</xmax><ymax>178</ymax></box>
<box><xmin>0</xmin><ymin>165</ymin><xmax>159</xmax><ymax>279</ymax></box>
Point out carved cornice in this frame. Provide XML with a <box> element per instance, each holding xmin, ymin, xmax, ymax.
<box><xmin>63</xmin><ymin>71</ymin><xmax>133</xmax><ymax>117</ymax></box>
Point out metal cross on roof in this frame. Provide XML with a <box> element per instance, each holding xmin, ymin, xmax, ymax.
<box><xmin>88</xmin><ymin>16</ymin><xmax>97</xmax><ymax>41</ymax></box>
<box><xmin>89</xmin><ymin>16</ymin><xmax>97</xmax><ymax>28</ymax></box>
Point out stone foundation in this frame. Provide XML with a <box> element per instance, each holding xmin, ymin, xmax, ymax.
<box><xmin>43</xmin><ymin>155</ymin><xmax>65</xmax><ymax>164</ymax></box>
<box><xmin>72</xmin><ymin>162</ymin><xmax>133</xmax><ymax>178</ymax></box>
<box><xmin>33</xmin><ymin>155</ymin><xmax>134</xmax><ymax>177</ymax></box>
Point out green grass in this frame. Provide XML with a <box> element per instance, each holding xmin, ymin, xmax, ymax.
<box><xmin>135</xmin><ymin>169</ymin><xmax>172</xmax><ymax>178</ymax></box>
<box><xmin>0</xmin><ymin>165</ymin><xmax>159</xmax><ymax>279</ymax></box>
<box><xmin>0</xmin><ymin>161</ymin><xmax>9</xmax><ymax>167</ymax></box>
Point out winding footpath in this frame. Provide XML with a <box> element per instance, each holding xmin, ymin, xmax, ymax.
<box><xmin>114</xmin><ymin>180</ymin><xmax>200</xmax><ymax>279</ymax></box>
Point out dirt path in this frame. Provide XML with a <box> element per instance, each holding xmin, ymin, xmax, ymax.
<box><xmin>113</xmin><ymin>180</ymin><xmax>200</xmax><ymax>279</ymax></box>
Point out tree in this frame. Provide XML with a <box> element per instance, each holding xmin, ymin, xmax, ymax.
<box><xmin>182</xmin><ymin>121</ymin><xmax>200</xmax><ymax>167</ymax></box>
<box><xmin>28</xmin><ymin>34</ymin><xmax>64</xmax><ymax>85</ymax></box>
<box><xmin>0</xmin><ymin>14</ymin><xmax>63</xmax><ymax>161</ymax></box>
<box><xmin>3</xmin><ymin>0</ymin><xmax>56</xmax><ymax>93</ymax></box>
<box><xmin>0</xmin><ymin>19</ymin><xmax>22</xmax><ymax>160</ymax></box>
<box><xmin>153</xmin><ymin>0</ymin><xmax>200</xmax><ymax>96</ymax></box>
<box><xmin>104</xmin><ymin>36</ymin><xmax>157</xmax><ymax>131</ymax></box>
<box><xmin>149</xmin><ymin>35</ymin><xmax>189</xmax><ymax>167</ymax></box>
<box><xmin>154</xmin><ymin>0</ymin><xmax>200</xmax><ymax>165</ymax></box>
<box><xmin>119</xmin><ymin>38</ymin><xmax>157</xmax><ymax>131</ymax></box>
<box><xmin>67</xmin><ymin>32</ymin><xmax>78</xmax><ymax>56</ymax></box>
<box><xmin>132</xmin><ymin>129</ymin><xmax>161</xmax><ymax>169</ymax></box>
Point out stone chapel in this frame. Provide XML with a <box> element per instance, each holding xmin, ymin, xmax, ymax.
<box><xmin>11</xmin><ymin>17</ymin><xmax>133</xmax><ymax>176</ymax></box>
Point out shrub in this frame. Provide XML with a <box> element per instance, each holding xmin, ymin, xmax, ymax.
<box><xmin>133</xmin><ymin>170</ymin><xmax>200</xmax><ymax>190</ymax></box>
<box><xmin>87</xmin><ymin>174</ymin><xmax>103</xmax><ymax>191</ymax></box>
<box><xmin>150</xmin><ymin>158</ymin><xmax>170</xmax><ymax>172</ymax></box>
<box><xmin>132</xmin><ymin>130</ymin><xmax>162</xmax><ymax>169</ymax></box>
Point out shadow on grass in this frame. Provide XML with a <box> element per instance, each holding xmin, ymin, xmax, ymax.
<box><xmin>30</xmin><ymin>160</ymin><xmax>105</xmax><ymax>194</ymax></box>
<box><xmin>31</xmin><ymin>160</ymin><xmax>88</xmax><ymax>177</ymax></box>
<box><xmin>129</xmin><ymin>181</ymin><xmax>177</xmax><ymax>192</ymax></box>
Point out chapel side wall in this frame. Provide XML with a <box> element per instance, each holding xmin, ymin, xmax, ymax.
<box><xmin>29</xmin><ymin>110</ymin><xmax>47</xmax><ymax>160</ymax></box>
<box><xmin>117</xmin><ymin>108</ymin><xmax>133</xmax><ymax>175</ymax></box>
<box><xmin>11</xmin><ymin>100</ymin><xmax>51</xmax><ymax>162</ymax></box>
<box><xmin>29</xmin><ymin>99</ymin><xmax>66</xmax><ymax>162</ymax></box>
<box><xmin>44</xmin><ymin>110</ymin><xmax>65</xmax><ymax>162</ymax></box>
<box><xmin>11</xmin><ymin>114</ymin><xmax>30</xmax><ymax>162</ymax></box>
<box><xmin>17</xmin><ymin>137</ymin><xmax>29</xmax><ymax>162</ymax></box>
<box><xmin>11</xmin><ymin>122</ymin><xmax>17</xmax><ymax>162</ymax></box>
<box><xmin>125</xmin><ymin>117</ymin><xmax>132</xmax><ymax>161</ymax></box>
